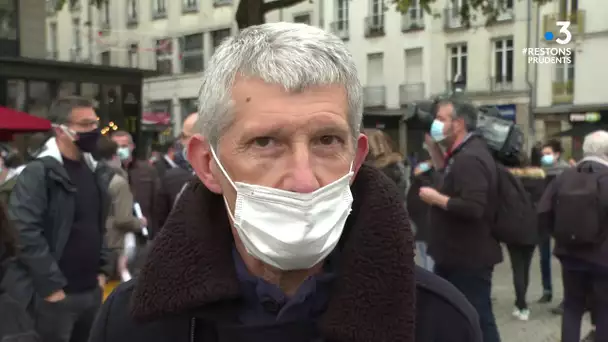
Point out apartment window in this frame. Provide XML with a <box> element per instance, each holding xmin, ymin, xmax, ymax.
<box><xmin>101</xmin><ymin>51</ymin><xmax>110</xmax><ymax>65</ymax></box>
<box><xmin>408</xmin><ymin>0</ymin><xmax>423</xmax><ymax>21</ymax></box>
<box><xmin>336</xmin><ymin>0</ymin><xmax>349</xmax><ymax>30</ymax></box>
<box><xmin>72</xmin><ymin>18</ymin><xmax>81</xmax><ymax>54</ymax></box>
<box><xmin>294</xmin><ymin>13</ymin><xmax>311</xmax><ymax>24</ymax></box>
<box><xmin>493</xmin><ymin>38</ymin><xmax>513</xmax><ymax>83</ymax></box>
<box><xmin>211</xmin><ymin>29</ymin><xmax>231</xmax><ymax>54</ymax></box>
<box><xmin>556</xmin><ymin>52</ymin><xmax>575</xmax><ymax>83</ymax></box>
<box><xmin>100</xmin><ymin>2</ymin><xmax>110</xmax><ymax>26</ymax></box>
<box><xmin>128</xmin><ymin>44</ymin><xmax>138</xmax><ymax>68</ymax></box>
<box><xmin>49</xmin><ymin>22</ymin><xmax>58</xmax><ymax>56</ymax></box>
<box><xmin>180</xmin><ymin>34</ymin><xmax>204</xmax><ymax>73</ymax></box>
<box><xmin>180</xmin><ymin>98</ymin><xmax>198</xmax><ymax>122</ymax></box>
<box><xmin>153</xmin><ymin>0</ymin><xmax>167</xmax><ymax>17</ymax></box>
<box><xmin>559</xmin><ymin>0</ymin><xmax>578</xmax><ymax>19</ymax></box>
<box><xmin>127</xmin><ymin>0</ymin><xmax>137</xmax><ymax>21</ymax></box>
<box><xmin>0</xmin><ymin>0</ymin><xmax>17</xmax><ymax>40</ymax></box>
<box><xmin>448</xmin><ymin>44</ymin><xmax>467</xmax><ymax>85</ymax></box>
<box><xmin>155</xmin><ymin>39</ymin><xmax>173</xmax><ymax>75</ymax></box>
<box><xmin>183</xmin><ymin>0</ymin><xmax>197</xmax><ymax>11</ymax></box>
<box><xmin>369</xmin><ymin>0</ymin><xmax>384</xmax><ymax>25</ymax></box>
<box><xmin>449</xmin><ymin>0</ymin><xmax>464</xmax><ymax>18</ymax></box>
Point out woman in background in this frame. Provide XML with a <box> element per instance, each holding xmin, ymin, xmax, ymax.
<box><xmin>504</xmin><ymin>149</ymin><xmax>546</xmax><ymax>321</ymax></box>
<box><xmin>363</xmin><ymin>129</ymin><xmax>409</xmax><ymax>195</ymax></box>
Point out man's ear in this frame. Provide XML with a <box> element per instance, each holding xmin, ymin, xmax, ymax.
<box><xmin>188</xmin><ymin>134</ymin><xmax>223</xmax><ymax>194</ymax></box>
<box><xmin>352</xmin><ymin>133</ymin><xmax>369</xmax><ymax>179</ymax></box>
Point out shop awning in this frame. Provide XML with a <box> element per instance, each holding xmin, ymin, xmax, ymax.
<box><xmin>142</xmin><ymin>112</ymin><xmax>171</xmax><ymax>126</ymax></box>
<box><xmin>0</xmin><ymin>106</ymin><xmax>52</xmax><ymax>132</ymax></box>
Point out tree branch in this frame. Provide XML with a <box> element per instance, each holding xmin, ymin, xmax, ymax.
<box><xmin>263</xmin><ymin>0</ymin><xmax>309</xmax><ymax>13</ymax></box>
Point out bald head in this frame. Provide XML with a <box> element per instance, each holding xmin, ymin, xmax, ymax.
<box><xmin>180</xmin><ymin>113</ymin><xmax>198</xmax><ymax>146</ymax></box>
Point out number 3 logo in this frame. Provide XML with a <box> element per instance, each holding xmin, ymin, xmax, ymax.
<box><xmin>556</xmin><ymin>21</ymin><xmax>572</xmax><ymax>44</ymax></box>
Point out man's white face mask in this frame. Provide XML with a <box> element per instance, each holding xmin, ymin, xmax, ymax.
<box><xmin>210</xmin><ymin>148</ymin><xmax>355</xmax><ymax>271</ymax></box>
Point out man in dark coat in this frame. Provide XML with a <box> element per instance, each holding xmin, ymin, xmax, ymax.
<box><xmin>111</xmin><ymin>131</ymin><xmax>160</xmax><ymax>238</ymax></box>
<box><xmin>154</xmin><ymin>113</ymin><xmax>197</xmax><ymax>231</ymax></box>
<box><xmin>89</xmin><ymin>23</ymin><xmax>482</xmax><ymax>342</ymax></box>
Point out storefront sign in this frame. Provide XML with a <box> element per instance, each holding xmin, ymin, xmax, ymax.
<box><xmin>569</xmin><ymin>112</ymin><xmax>601</xmax><ymax>123</ymax></box>
<box><xmin>494</xmin><ymin>104</ymin><xmax>516</xmax><ymax>121</ymax></box>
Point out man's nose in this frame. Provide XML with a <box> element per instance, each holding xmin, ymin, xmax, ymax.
<box><xmin>286</xmin><ymin>152</ymin><xmax>320</xmax><ymax>194</ymax></box>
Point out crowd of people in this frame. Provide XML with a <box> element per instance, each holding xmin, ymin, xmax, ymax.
<box><xmin>0</xmin><ymin>22</ymin><xmax>606</xmax><ymax>342</ymax></box>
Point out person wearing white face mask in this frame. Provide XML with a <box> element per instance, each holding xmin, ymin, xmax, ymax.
<box><xmin>90</xmin><ymin>23</ymin><xmax>482</xmax><ymax>342</ymax></box>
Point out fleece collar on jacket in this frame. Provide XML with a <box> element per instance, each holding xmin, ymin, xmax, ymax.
<box><xmin>130</xmin><ymin>164</ymin><xmax>416</xmax><ymax>342</ymax></box>
<box><xmin>36</xmin><ymin>137</ymin><xmax>97</xmax><ymax>171</ymax></box>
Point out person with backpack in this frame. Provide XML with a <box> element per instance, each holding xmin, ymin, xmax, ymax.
<box><xmin>420</xmin><ymin>98</ymin><xmax>502</xmax><ymax>342</ymax></box>
<box><xmin>503</xmin><ymin>155</ymin><xmax>546</xmax><ymax>321</ymax></box>
<box><xmin>0</xmin><ymin>201</ymin><xmax>40</xmax><ymax>342</ymax></box>
<box><xmin>1</xmin><ymin>96</ymin><xmax>112</xmax><ymax>342</ymax></box>
<box><xmin>537</xmin><ymin>130</ymin><xmax>608</xmax><ymax>342</ymax></box>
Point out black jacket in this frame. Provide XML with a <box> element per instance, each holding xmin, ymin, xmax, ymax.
<box><xmin>428</xmin><ymin>136</ymin><xmax>503</xmax><ymax>269</ymax></box>
<box><xmin>90</xmin><ymin>266</ymin><xmax>482</xmax><ymax>342</ymax></box>
<box><xmin>89</xmin><ymin>166</ymin><xmax>480</xmax><ymax>342</ymax></box>
<box><xmin>153</xmin><ymin>167</ymin><xmax>195</xmax><ymax>232</ymax></box>
<box><xmin>0</xmin><ymin>139</ymin><xmax>112</xmax><ymax>307</ymax></box>
<box><xmin>407</xmin><ymin>170</ymin><xmax>439</xmax><ymax>242</ymax></box>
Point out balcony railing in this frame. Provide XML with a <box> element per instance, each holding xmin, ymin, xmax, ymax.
<box><xmin>444</xmin><ymin>7</ymin><xmax>464</xmax><ymax>30</ymax></box>
<box><xmin>364</xmin><ymin>15</ymin><xmax>385</xmax><ymax>37</ymax></box>
<box><xmin>543</xmin><ymin>10</ymin><xmax>585</xmax><ymax>41</ymax></box>
<box><xmin>47</xmin><ymin>50</ymin><xmax>58</xmax><ymax>60</ymax></box>
<box><xmin>489</xmin><ymin>77</ymin><xmax>514</xmax><ymax>92</ymax></box>
<box><xmin>495</xmin><ymin>8</ymin><xmax>514</xmax><ymax>22</ymax></box>
<box><xmin>213</xmin><ymin>0</ymin><xmax>232</xmax><ymax>6</ymax></box>
<box><xmin>183</xmin><ymin>1</ymin><xmax>198</xmax><ymax>13</ymax></box>
<box><xmin>127</xmin><ymin>15</ymin><xmax>138</xmax><ymax>26</ymax></box>
<box><xmin>552</xmin><ymin>80</ymin><xmax>574</xmax><ymax>104</ymax></box>
<box><xmin>152</xmin><ymin>8</ymin><xmax>168</xmax><ymax>19</ymax></box>
<box><xmin>402</xmin><ymin>11</ymin><xmax>424</xmax><ymax>32</ymax></box>
<box><xmin>330</xmin><ymin>20</ymin><xmax>349</xmax><ymax>40</ymax></box>
<box><xmin>363</xmin><ymin>86</ymin><xmax>386</xmax><ymax>107</ymax></box>
<box><xmin>399</xmin><ymin>83</ymin><xmax>425</xmax><ymax>105</ymax></box>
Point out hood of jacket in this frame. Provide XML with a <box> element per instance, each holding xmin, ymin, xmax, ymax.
<box><xmin>130</xmin><ymin>164</ymin><xmax>416</xmax><ymax>342</ymax></box>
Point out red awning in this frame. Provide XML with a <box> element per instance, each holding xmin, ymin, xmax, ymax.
<box><xmin>142</xmin><ymin>112</ymin><xmax>171</xmax><ymax>126</ymax></box>
<box><xmin>0</xmin><ymin>107</ymin><xmax>52</xmax><ymax>132</ymax></box>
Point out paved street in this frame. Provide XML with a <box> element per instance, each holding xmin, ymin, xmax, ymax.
<box><xmin>419</xmin><ymin>246</ymin><xmax>592</xmax><ymax>341</ymax></box>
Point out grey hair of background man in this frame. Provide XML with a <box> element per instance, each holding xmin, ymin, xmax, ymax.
<box><xmin>47</xmin><ymin>96</ymin><xmax>94</xmax><ymax>125</ymax></box>
<box><xmin>582</xmin><ymin>130</ymin><xmax>608</xmax><ymax>158</ymax></box>
<box><xmin>437</xmin><ymin>99</ymin><xmax>478</xmax><ymax>131</ymax></box>
<box><xmin>196</xmin><ymin>22</ymin><xmax>363</xmax><ymax>149</ymax></box>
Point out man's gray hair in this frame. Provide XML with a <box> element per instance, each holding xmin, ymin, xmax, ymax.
<box><xmin>47</xmin><ymin>96</ymin><xmax>94</xmax><ymax>124</ymax></box>
<box><xmin>582</xmin><ymin>130</ymin><xmax>608</xmax><ymax>158</ymax></box>
<box><xmin>437</xmin><ymin>99</ymin><xmax>478</xmax><ymax>131</ymax></box>
<box><xmin>197</xmin><ymin>22</ymin><xmax>363</xmax><ymax>148</ymax></box>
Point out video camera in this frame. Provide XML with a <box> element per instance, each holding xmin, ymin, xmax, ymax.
<box><xmin>402</xmin><ymin>79</ymin><xmax>524</xmax><ymax>165</ymax></box>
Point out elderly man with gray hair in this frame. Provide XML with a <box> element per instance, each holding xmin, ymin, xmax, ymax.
<box><xmin>89</xmin><ymin>23</ymin><xmax>481</xmax><ymax>342</ymax></box>
<box><xmin>538</xmin><ymin>130</ymin><xmax>608</xmax><ymax>342</ymax></box>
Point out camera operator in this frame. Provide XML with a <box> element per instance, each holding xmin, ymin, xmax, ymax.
<box><xmin>419</xmin><ymin>98</ymin><xmax>502</xmax><ymax>342</ymax></box>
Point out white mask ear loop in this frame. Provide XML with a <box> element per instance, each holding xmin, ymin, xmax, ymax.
<box><xmin>209</xmin><ymin>147</ymin><xmax>237</xmax><ymax>191</ymax></box>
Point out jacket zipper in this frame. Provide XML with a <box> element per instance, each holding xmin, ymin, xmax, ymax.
<box><xmin>190</xmin><ymin>317</ymin><xmax>196</xmax><ymax>342</ymax></box>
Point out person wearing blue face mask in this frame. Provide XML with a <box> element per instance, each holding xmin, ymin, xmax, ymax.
<box><xmin>420</xmin><ymin>98</ymin><xmax>503</xmax><ymax>342</ymax></box>
<box><xmin>536</xmin><ymin>139</ymin><xmax>570</xmax><ymax>312</ymax></box>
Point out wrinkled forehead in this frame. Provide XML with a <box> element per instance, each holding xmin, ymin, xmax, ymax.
<box><xmin>436</xmin><ymin>103</ymin><xmax>455</xmax><ymax>121</ymax></box>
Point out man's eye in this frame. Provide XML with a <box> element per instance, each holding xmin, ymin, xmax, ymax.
<box><xmin>318</xmin><ymin>135</ymin><xmax>343</xmax><ymax>145</ymax></box>
<box><xmin>252</xmin><ymin>137</ymin><xmax>274</xmax><ymax>148</ymax></box>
